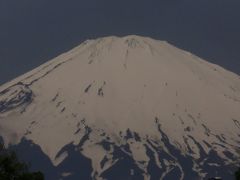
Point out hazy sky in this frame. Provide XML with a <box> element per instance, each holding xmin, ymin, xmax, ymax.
<box><xmin>0</xmin><ymin>0</ymin><xmax>240</xmax><ymax>85</ymax></box>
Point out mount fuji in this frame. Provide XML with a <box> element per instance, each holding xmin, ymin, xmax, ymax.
<box><xmin>0</xmin><ymin>35</ymin><xmax>240</xmax><ymax>180</ymax></box>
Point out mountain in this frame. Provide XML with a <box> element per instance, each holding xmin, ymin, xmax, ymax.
<box><xmin>0</xmin><ymin>35</ymin><xmax>240</xmax><ymax>180</ymax></box>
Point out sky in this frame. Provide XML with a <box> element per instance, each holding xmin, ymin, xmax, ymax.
<box><xmin>0</xmin><ymin>0</ymin><xmax>240</xmax><ymax>85</ymax></box>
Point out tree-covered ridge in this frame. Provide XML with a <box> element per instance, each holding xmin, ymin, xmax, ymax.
<box><xmin>0</xmin><ymin>143</ymin><xmax>44</xmax><ymax>180</ymax></box>
<box><xmin>236</xmin><ymin>167</ymin><xmax>240</xmax><ymax>180</ymax></box>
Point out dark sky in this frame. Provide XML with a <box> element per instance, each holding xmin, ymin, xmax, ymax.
<box><xmin>0</xmin><ymin>0</ymin><xmax>240</xmax><ymax>85</ymax></box>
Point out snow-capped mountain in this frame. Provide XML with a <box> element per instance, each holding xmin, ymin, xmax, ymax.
<box><xmin>0</xmin><ymin>35</ymin><xmax>240</xmax><ymax>180</ymax></box>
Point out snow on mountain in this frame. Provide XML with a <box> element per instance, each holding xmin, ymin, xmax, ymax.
<box><xmin>0</xmin><ymin>35</ymin><xmax>240</xmax><ymax>180</ymax></box>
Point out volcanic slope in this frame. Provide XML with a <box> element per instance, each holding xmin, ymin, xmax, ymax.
<box><xmin>0</xmin><ymin>35</ymin><xmax>240</xmax><ymax>180</ymax></box>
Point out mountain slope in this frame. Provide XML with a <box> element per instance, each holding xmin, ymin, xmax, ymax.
<box><xmin>0</xmin><ymin>35</ymin><xmax>240</xmax><ymax>180</ymax></box>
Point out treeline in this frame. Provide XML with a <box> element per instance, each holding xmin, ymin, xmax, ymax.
<box><xmin>0</xmin><ymin>143</ymin><xmax>44</xmax><ymax>180</ymax></box>
<box><xmin>236</xmin><ymin>167</ymin><xmax>240</xmax><ymax>180</ymax></box>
